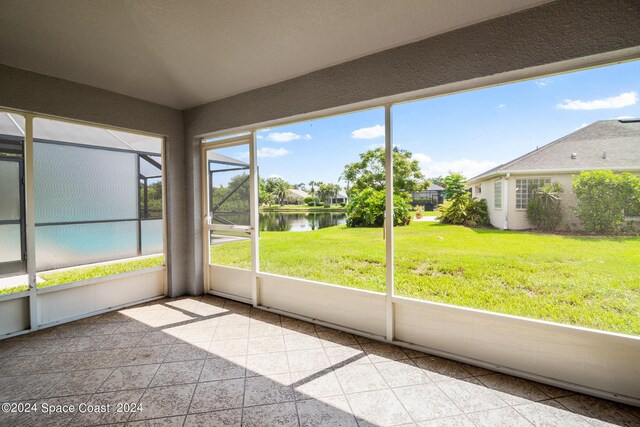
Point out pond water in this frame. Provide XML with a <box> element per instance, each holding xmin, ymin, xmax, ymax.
<box><xmin>212</xmin><ymin>212</ymin><xmax>347</xmax><ymax>232</ymax></box>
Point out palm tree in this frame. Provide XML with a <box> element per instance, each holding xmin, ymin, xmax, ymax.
<box><xmin>308</xmin><ymin>181</ymin><xmax>318</xmax><ymax>199</ymax></box>
<box><xmin>273</xmin><ymin>180</ymin><xmax>290</xmax><ymax>205</ymax></box>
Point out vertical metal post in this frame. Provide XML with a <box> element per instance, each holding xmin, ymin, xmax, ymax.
<box><xmin>24</xmin><ymin>114</ymin><xmax>38</xmax><ymax>330</ymax></box>
<box><xmin>201</xmin><ymin>145</ymin><xmax>210</xmax><ymax>293</ymax></box>
<box><xmin>143</xmin><ymin>177</ymin><xmax>149</xmax><ymax>218</ymax></box>
<box><xmin>249</xmin><ymin>132</ymin><xmax>260</xmax><ymax>307</ymax></box>
<box><xmin>384</xmin><ymin>105</ymin><xmax>394</xmax><ymax>341</ymax></box>
<box><xmin>136</xmin><ymin>154</ymin><xmax>142</xmax><ymax>256</ymax></box>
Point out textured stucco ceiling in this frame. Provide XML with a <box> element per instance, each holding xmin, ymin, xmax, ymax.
<box><xmin>0</xmin><ymin>0</ymin><xmax>550</xmax><ymax>109</ymax></box>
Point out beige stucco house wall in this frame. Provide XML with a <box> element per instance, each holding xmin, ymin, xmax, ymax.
<box><xmin>473</xmin><ymin>173</ymin><xmax>580</xmax><ymax>230</ymax></box>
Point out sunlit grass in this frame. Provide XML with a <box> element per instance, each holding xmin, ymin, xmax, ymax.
<box><xmin>38</xmin><ymin>256</ymin><xmax>164</xmax><ymax>288</ymax></box>
<box><xmin>0</xmin><ymin>256</ymin><xmax>164</xmax><ymax>296</ymax></box>
<box><xmin>210</xmin><ymin>222</ymin><xmax>640</xmax><ymax>335</ymax></box>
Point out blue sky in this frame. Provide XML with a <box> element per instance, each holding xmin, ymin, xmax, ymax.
<box><xmin>236</xmin><ymin>60</ymin><xmax>640</xmax><ymax>186</ymax></box>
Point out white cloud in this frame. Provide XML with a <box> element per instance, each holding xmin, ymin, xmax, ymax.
<box><xmin>351</xmin><ymin>124</ymin><xmax>385</xmax><ymax>139</ymax></box>
<box><xmin>365</xmin><ymin>143</ymin><xmax>384</xmax><ymax>150</ymax></box>
<box><xmin>577</xmin><ymin>123</ymin><xmax>589</xmax><ymax>130</ymax></box>
<box><xmin>497</xmin><ymin>103</ymin><xmax>506</xmax><ymax>108</ymax></box>
<box><xmin>615</xmin><ymin>115</ymin><xmax>636</xmax><ymax>120</ymax></box>
<box><xmin>556</xmin><ymin>91</ymin><xmax>638</xmax><ymax>110</ymax></box>
<box><xmin>257</xmin><ymin>147</ymin><xmax>290</xmax><ymax>158</ymax></box>
<box><xmin>412</xmin><ymin>153</ymin><xmax>432</xmax><ymax>164</ymax></box>
<box><xmin>415</xmin><ymin>157</ymin><xmax>498</xmax><ymax>179</ymax></box>
<box><xmin>269</xmin><ymin>174</ymin><xmax>282</xmax><ymax>179</ymax></box>
<box><xmin>258</xmin><ymin>128</ymin><xmax>270</xmax><ymax>132</ymax></box>
<box><xmin>256</xmin><ymin>135</ymin><xmax>263</xmax><ymax>139</ymax></box>
<box><xmin>265</xmin><ymin>132</ymin><xmax>309</xmax><ymax>142</ymax></box>
<box><xmin>535</xmin><ymin>78</ymin><xmax>553</xmax><ymax>88</ymax></box>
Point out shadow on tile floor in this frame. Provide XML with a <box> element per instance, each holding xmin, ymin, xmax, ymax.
<box><xmin>0</xmin><ymin>296</ymin><xmax>638</xmax><ymax>426</ymax></box>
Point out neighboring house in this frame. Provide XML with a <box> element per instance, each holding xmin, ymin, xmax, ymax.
<box><xmin>285</xmin><ymin>188</ymin><xmax>309</xmax><ymax>204</ymax></box>
<box><xmin>467</xmin><ymin>119</ymin><xmax>640</xmax><ymax>230</ymax></box>
<box><xmin>411</xmin><ymin>184</ymin><xmax>445</xmax><ymax>209</ymax></box>
<box><xmin>331</xmin><ymin>191</ymin><xmax>349</xmax><ymax>205</ymax></box>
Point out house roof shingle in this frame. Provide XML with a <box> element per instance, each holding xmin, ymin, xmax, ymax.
<box><xmin>468</xmin><ymin>119</ymin><xmax>640</xmax><ymax>182</ymax></box>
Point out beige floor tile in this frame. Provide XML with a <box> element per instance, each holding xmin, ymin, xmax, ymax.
<box><xmin>124</xmin><ymin>344</ymin><xmax>173</xmax><ymax>366</ymax></box>
<box><xmin>199</xmin><ymin>356</ymin><xmax>246</xmax><ymax>382</ymax></box>
<box><xmin>477</xmin><ymin>373</ymin><xmax>550</xmax><ymax>405</ymax></box>
<box><xmin>184</xmin><ymin>409</ymin><xmax>241</xmax><ymax>426</ymax></box>
<box><xmin>150</xmin><ymin>360</ymin><xmax>204</xmax><ymax>387</ymax></box>
<box><xmin>213</xmin><ymin>325</ymin><xmax>250</xmax><ymax>340</ymax></box>
<box><xmin>164</xmin><ymin>342</ymin><xmax>211</xmax><ymax>362</ymax></box>
<box><xmin>375</xmin><ymin>359</ymin><xmax>431</xmax><ymax>388</ymax></box>
<box><xmin>44</xmin><ymin>368</ymin><xmax>113</xmax><ymax>397</ymax></box>
<box><xmin>14</xmin><ymin>394</ymin><xmax>91</xmax><ymax>427</ymax></box>
<box><xmin>417</xmin><ymin>415</ymin><xmax>476</xmax><ymax>427</ymax></box>
<box><xmin>248</xmin><ymin>335</ymin><xmax>286</xmax><ymax>354</ymax></box>
<box><xmin>246</xmin><ymin>351</ymin><xmax>290</xmax><ymax>377</ymax></box>
<box><xmin>70</xmin><ymin>388</ymin><xmax>144</xmax><ymax>425</ymax></box>
<box><xmin>555</xmin><ymin>394</ymin><xmax>640</xmax><ymax>427</ymax></box>
<box><xmin>513</xmin><ymin>399</ymin><xmax>593</xmax><ymax>426</ymax></box>
<box><xmin>467</xmin><ymin>406</ymin><xmax>533</xmax><ymax>427</ymax></box>
<box><xmin>284</xmin><ymin>332</ymin><xmax>323</xmax><ymax>351</ymax></box>
<box><xmin>292</xmin><ymin>369</ymin><xmax>345</xmax><ymax>400</ymax></box>
<box><xmin>244</xmin><ymin>373</ymin><xmax>294</xmax><ymax>406</ymax></box>
<box><xmin>99</xmin><ymin>364</ymin><xmax>160</xmax><ymax>392</ymax></box>
<box><xmin>137</xmin><ymin>331</ymin><xmax>179</xmax><ymax>347</ymax></box>
<box><xmin>346</xmin><ymin>389</ymin><xmax>413</xmax><ymax>426</ymax></box>
<box><xmin>189</xmin><ymin>378</ymin><xmax>245</xmax><ymax>413</ymax></box>
<box><xmin>361</xmin><ymin>342</ymin><xmax>409</xmax><ymax>363</ymax></box>
<box><xmin>98</xmin><ymin>332</ymin><xmax>147</xmax><ymax>349</ymax></box>
<box><xmin>317</xmin><ymin>330</ymin><xmax>359</xmax><ymax>348</ymax></box>
<box><xmin>393</xmin><ymin>383</ymin><xmax>462</xmax><ymax>422</ymax></box>
<box><xmin>287</xmin><ymin>348</ymin><xmax>331</xmax><ymax>373</ymax></box>
<box><xmin>242</xmin><ymin>402</ymin><xmax>299</xmax><ymax>427</ymax></box>
<box><xmin>280</xmin><ymin>319</ymin><xmax>317</xmax><ymax>335</ymax></box>
<box><xmin>208</xmin><ymin>338</ymin><xmax>249</xmax><ymax>358</ymax></box>
<box><xmin>334</xmin><ymin>364</ymin><xmax>389</xmax><ymax>394</ymax></box>
<box><xmin>436</xmin><ymin>378</ymin><xmax>508</xmax><ymax>413</ymax></box>
<box><xmin>127</xmin><ymin>415</ymin><xmax>186</xmax><ymax>426</ymax></box>
<box><xmin>324</xmin><ymin>345</ymin><xmax>370</xmax><ymax>366</ymax></box>
<box><xmin>413</xmin><ymin>356</ymin><xmax>473</xmax><ymax>382</ymax></box>
<box><xmin>297</xmin><ymin>395</ymin><xmax>358</xmax><ymax>427</ymax></box>
<box><xmin>130</xmin><ymin>384</ymin><xmax>195</xmax><ymax>420</ymax></box>
<box><xmin>0</xmin><ymin>372</ymin><xmax>63</xmax><ymax>401</ymax></box>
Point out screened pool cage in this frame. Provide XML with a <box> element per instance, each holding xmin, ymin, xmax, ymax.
<box><xmin>207</xmin><ymin>151</ymin><xmax>251</xmax><ymax>245</ymax></box>
<box><xmin>0</xmin><ymin>112</ymin><xmax>163</xmax><ymax>278</ymax></box>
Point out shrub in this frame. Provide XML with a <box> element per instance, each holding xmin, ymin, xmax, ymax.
<box><xmin>573</xmin><ymin>170</ymin><xmax>640</xmax><ymax>234</ymax></box>
<box><xmin>436</xmin><ymin>193</ymin><xmax>489</xmax><ymax>227</ymax></box>
<box><xmin>304</xmin><ymin>196</ymin><xmax>314</xmax><ymax>205</ymax></box>
<box><xmin>526</xmin><ymin>183</ymin><xmax>564</xmax><ymax>231</ymax></box>
<box><xmin>339</xmin><ymin>202</ymin><xmax>346</xmax><ymax>207</ymax></box>
<box><xmin>346</xmin><ymin>188</ymin><xmax>411</xmax><ymax>227</ymax></box>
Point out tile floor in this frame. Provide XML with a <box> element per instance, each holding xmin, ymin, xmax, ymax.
<box><xmin>0</xmin><ymin>295</ymin><xmax>638</xmax><ymax>426</ymax></box>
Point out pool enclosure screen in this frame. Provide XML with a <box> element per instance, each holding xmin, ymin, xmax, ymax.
<box><xmin>32</xmin><ymin>117</ymin><xmax>164</xmax><ymax>271</ymax></box>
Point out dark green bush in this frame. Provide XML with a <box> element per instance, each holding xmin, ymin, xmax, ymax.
<box><xmin>339</xmin><ymin>202</ymin><xmax>346</xmax><ymax>207</ymax></box>
<box><xmin>526</xmin><ymin>183</ymin><xmax>564</xmax><ymax>231</ymax></box>
<box><xmin>573</xmin><ymin>170</ymin><xmax>640</xmax><ymax>234</ymax></box>
<box><xmin>346</xmin><ymin>188</ymin><xmax>411</xmax><ymax>227</ymax></box>
<box><xmin>436</xmin><ymin>193</ymin><xmax>489</xmax><ymax>227</ymax></box>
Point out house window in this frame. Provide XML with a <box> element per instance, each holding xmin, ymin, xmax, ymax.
<box><xmin>475</xmin><ymin>185</ymin><xmax>481</xmax><ymax>195</ymax></box>
<box><xmin>515</xmin><ymin>178</ymin><xmax>551</xmax><ymax>209</ymax></box>
<box><xmin>494</xmin><ymin>180</ymin><xmax>502</xmax><ymax>209</ymax></box>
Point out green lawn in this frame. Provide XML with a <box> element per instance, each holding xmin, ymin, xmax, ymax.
<box><xmin>211</xmin><ymin>222</ymin><xmax>640</xmax><ymax>335</ymax></box>
<box><xmin>0</xmin><ymin>256</ymin><xmax>164</xmax><ymax>296</ymax></box>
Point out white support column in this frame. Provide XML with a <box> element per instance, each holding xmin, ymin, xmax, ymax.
<box><xmin>201</xmin><ymin>144</ymin><xmax>210</xmax><ymax>293</ymax></box>
<box><xmin>24</xmin><ymin>114</ymin><xmax>38</xmax><ymax>330</ymax></box>
<box><xmin>384</xmin><ymin>105</ymin><xmax>394</xmax><ymax>341</ymax></box>
<box><xmin>249</xmin><ymin>132</ymin><xmax>260</xmax><ymax>307</ymax></box>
